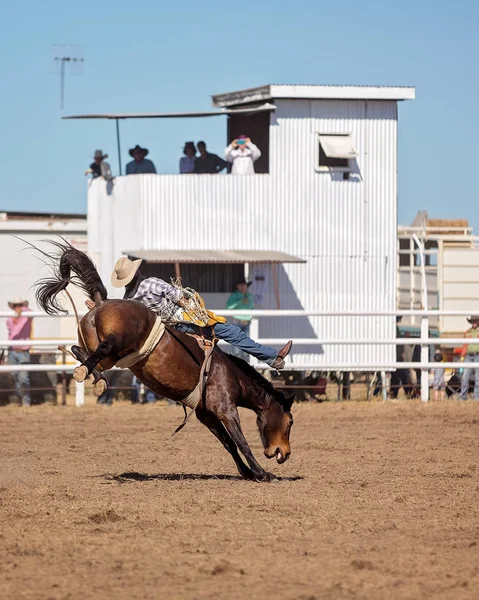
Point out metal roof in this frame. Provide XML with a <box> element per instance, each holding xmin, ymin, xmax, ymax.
<box><xmin>62</xmin><ymin>103</ymin><xmax>276</xmax><ymax>120</ymax></box>
<box><xmin>125</xmin><ymin>250</ymin><xmax>306</xmax><ymax>264</ymax></box>
<box><xmin>212</xmin><ymin>84</ymin><xmax>416</xmax><ymax>107</ymax></box>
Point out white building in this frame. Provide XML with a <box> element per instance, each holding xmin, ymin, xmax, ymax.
<box><xmin>398</xmin><ymin>211</ymin><xmax>479</xmax><ymax>337</ymax></box>
<box><xmin>86</xmin><ymin>83</ymin><xmax>415</xmax><ymax>369</ymax></box>
<box><xmin>0</xmin><ymin>211</ymin><xmax>87</xmax><ymax>341</ymax></box>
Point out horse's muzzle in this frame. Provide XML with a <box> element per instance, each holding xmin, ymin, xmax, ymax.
<box><xmin>265</xmin><ymin>448</ymin><xmax>291</xmax><ymax>464</ymax></box>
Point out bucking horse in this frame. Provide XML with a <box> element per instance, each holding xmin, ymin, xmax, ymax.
<box><xmin>34</xmin><ymin>242</ymin><xmax>294</xmax><ymax>481</ymax></box>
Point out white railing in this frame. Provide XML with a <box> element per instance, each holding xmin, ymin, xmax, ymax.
<box><xmin>0</xmin><ymin>308</ymin><xmax>476</xmax><ymax>404</ymax></box>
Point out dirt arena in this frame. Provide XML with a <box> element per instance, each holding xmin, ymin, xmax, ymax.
<box><xmin>1</xmin><ymin>400</ymin><xmax>478</xmax><ymax>600</ymax></box>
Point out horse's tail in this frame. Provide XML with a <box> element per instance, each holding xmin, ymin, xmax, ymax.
<box><xmin>34</xmin><ymin>239</ymin><xmax>108</xmax><ymax>315</ymax></box>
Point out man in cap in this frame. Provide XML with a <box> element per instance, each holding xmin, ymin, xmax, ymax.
<box><xmin>226</xmin><ymin>278</ymin><xmax>254</xmax><ymax>360</ymax></box>
<box><xmin>6</xmin><ymin>297</ymin><xmax>33</xmax><ymax>406</ymax></box>
<box><xmin>460</xmin><ymin>315</ymin><xmax>479</xmax><ymax>400</ymax></box>
<box><xmin>126</xmin><ymin>145</ymin><xmax>157</xmax><ymax>175</ymax></box>
<box><xmin>86</xmin><ymin>150</ymin><xmax>112</xmax><ymax>180</ymax></box>
<box><xmin>108</xmin><ymin>257</ymin><xmax>292</xmax><ymax>370</ymax></box>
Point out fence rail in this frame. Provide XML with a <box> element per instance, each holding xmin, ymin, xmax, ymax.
<box><xmin>0</xmin><ymin>309</ymin><xmax>476</xmax><ymax>404</ymax></box>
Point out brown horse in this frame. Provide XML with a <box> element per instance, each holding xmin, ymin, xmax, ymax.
<box><xmin>35</xmin><ymin>242</ymin><xmax>294</xmax><ymax>481</ymax></box>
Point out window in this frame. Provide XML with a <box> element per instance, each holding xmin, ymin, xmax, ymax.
<box><xmin>316</xmin><ymin>134</ymin><xmax>357</xmax><ymax>173</ymax></box>
<box><xmin>139</xmin><ymin>262</ymin><xmax>244</xmax><ymax>293</ymax></box>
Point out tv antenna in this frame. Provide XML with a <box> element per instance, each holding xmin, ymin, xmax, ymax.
<box><xmin>51</xmin><ymin>44</ymin><xmax>84</xmax><ymax>110</ymax></box>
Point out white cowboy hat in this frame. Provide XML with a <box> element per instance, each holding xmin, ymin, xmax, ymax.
<box><xmin>8</xmin><ymin>297</ymin><xmax>29</xmax><ymax>309</ymax></box>
<box><xmin>111</xmin><ymin>257</ymin><xmax>143</xmax><ymax>288</ymax></box>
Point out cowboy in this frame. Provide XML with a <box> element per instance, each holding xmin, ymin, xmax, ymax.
<box><xmin>179</xmin><ymin>141</ymin><xmax>197</xmax><ymax>174</ymax></box>
<box><xmin>107</xmin><ymin>257</ymin><xmax>292</xmax><ymax>370</ymax></box>
<box><xmin>6</xmin><ymin>297</ymin><xmax>33</xmax><ymax>406</ymax></box>
<box><xmin>126</xmin><ymin>145</ymin><xmax>157</xmax><ymax>175</ymax></box>
<box><xmin>225</xmin><ymin>135</ymin><xmax>261</xmax><ymax>175</ymax></box>
<box><xmin>460</xmin><ymin>315</ymin><xmax>479</xmax><ymax>400</ymax></box>
<box><xmin>86</xmin><ymin>150</ymin><xmax>112</xmax><ymax>180</ymax></box>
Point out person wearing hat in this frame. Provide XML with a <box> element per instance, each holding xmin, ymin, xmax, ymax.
<box><xmin>179</xmin><ymin>142</ymin><xmax>197</xmax><ymax>174</ymax></box>
<box><xmin>6</xmin><ymin>298</ymin><xmax>33</xmax><ymax>406</ymax></box>
<box><xmin>126</xmin><ymin>145</ymin><xmax>157</xmax><ymax>175</ymax></box>
<box><xmin>86</xmin><ymin>150</ymin><xmax>112</xmax><ymax>180</ymax></box>
<box><xmin>225</xmin><ymin>135</ymin><xmax>261</xmax><ymax>175</ymax></box>
<box><xmin>226</xmin><ymin>278</ymin><xmax>254</xmax><ymax>360</ymax></box>
<box><xmin>108</xmin><ymin>257</ymin><xmax>292</xmax><ymax>370</ymax></box>
<box><xmin>459</xmin><ymin>315</ymin><xmax>479</xmax><ymax>400</ymax></box>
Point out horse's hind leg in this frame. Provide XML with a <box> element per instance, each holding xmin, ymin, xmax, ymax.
<box><xmin>73</xmin><ymin>338</ymin><xmax>115</xmax><ymax>385</ymax></box>
<box><xmin>196</xmin><ymin>407</ymin><xmax>255</xmax><ymax>480</ymax></box>
<box><xmin>70</xmin><ymin>345</ymin><xmax>108</xmax><ymax>396</ymax></box>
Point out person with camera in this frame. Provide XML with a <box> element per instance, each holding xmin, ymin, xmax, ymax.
<box><xmin>225</xmin><ymin>135</ymin><xmax>261</xmax><ymax>174</ymax></box>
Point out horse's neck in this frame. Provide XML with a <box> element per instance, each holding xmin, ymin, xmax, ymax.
<box><xmin>238</xmin><ymin>382</ymin><xmax>271</xmax><ymax>414</ymax></box>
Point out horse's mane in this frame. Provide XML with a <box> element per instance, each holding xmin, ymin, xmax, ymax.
<box><xmin>225</xmin><ymin>353</ymin><xmax>289</xmax><ymax>409</ymax></box>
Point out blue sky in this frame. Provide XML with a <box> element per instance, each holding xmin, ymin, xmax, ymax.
<box><xmin>1</xmin><ymin>0</ymin><xmax>477</xmax><ymax>227</ymax></box>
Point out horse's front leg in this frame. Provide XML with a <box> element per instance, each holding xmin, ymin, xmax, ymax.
<box><xmin>195</xmin><ymin>406</ymin><xmax>255</xmax><ymax>480</ymax></box>
<box><xmin>219</xmin><ymin>407</ymin><xmax>276</xmax><ymax>482</ymax></box>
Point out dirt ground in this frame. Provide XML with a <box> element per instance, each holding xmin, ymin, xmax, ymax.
<box><xmin>0</xmin><ymin>400</ymin><xmax>478</xmax><ymax>600</ymax></box>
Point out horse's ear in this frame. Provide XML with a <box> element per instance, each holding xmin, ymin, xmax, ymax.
<box><xmin>284</xmin><ymin>394</ymin><xmax>295</xmax><ymax>411</ymax></box>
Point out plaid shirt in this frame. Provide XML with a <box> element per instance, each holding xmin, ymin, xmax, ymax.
<box><xmin>125</xmin><ymin>277</ymin><xmax>182</xmax><ymax>317</ymax></box>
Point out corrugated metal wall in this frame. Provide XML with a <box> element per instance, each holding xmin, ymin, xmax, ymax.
<box><xmin>89</xmin><ymin>98</ymin><xmax>398</xmax><ymax>368</ymax></box>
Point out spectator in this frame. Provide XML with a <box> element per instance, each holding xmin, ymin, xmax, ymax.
<box><xmin>131</xmin><ymin>376</ymin><xmax>157</xmax><ymax>403</ymax></box>
<box><xmin>390</xmin><ymin>316</ymin><xmax>412</xmax><ymax>398</ymax></box>
<box><xmin>126</xmin><ymin>145</ymin><xmax>157</xmax><ymax>175</ymax></box>
<box><xmin>6</xmin><ymin>297</ymin><xmax>32</xmax><ymax>407</ymax></box>
<box><xmin>86</xmin><ymin>150</ymin><xmax>112</xmax><ymax>181</ymax></box>
<box><xmin>194</xmin><ymin>141</ymin><xmax>228</xmax><ymax>174</ymax></box>
<box><xmin>432</xmin><ymin>349</ymin><xmax>445</xmax><ymax>401</ymax></box>
<box><xmin>460</xmin><ymin>315</ymin><xmax>479</xmax><ymax>400</ymax></box>
<box><xmin>225</xmin><ymin>135</ymin><xmax>261</xmax><ymax>174</ymax></box>
<box><xmin>179</xmin><ymin>142</ymin><xmax>197</xmax><ymax>174</ymax></box>
<box><xmin>226</xmin><ymin>278</ymin><xmax>254</xmax><ymax>360</ymax></box>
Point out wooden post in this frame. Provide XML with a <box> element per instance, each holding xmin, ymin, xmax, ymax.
<box><xmin>61</xmin><ymin>350</ymin><xmax>67</xmax><ymax>406</ymax></box>
<box><xmin>272</xmin><ymin>264</ymin><xmax>281</xmax><ymax>309</ymax></box>
<box><xmin>175</xmin><ymin>262</ymin><xmax>181</xmax><ymax>281</ymax></box>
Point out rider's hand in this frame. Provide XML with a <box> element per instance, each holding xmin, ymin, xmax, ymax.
<box><xmin>242</xmin><ymin>298</ymin><xmax>249</xmax><ymax>304</ymax></box>
<box><xmin>85</xmin><ymin>299</ymin><xmax>95</xmax><ymax>310</ymax></box>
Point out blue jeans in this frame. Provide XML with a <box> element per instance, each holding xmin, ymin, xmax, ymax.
<box><xmin>7</xmin><ymin>350</ymin><xmax>31</xmax><ymax>406</ymax></box>
<box><xmin>460</xmin><ymin>354</ymin><xmax>479</xmax><ymax>400</ymax></box>
<box><xmin>229</xmin><ymin>320</ymin><xmax>251</xmax><ymax>362</ymax></box>
<box><xmin>174</xmin><ymin>322</ymin><xmax>278</xmax><ymax>365</ymax></box>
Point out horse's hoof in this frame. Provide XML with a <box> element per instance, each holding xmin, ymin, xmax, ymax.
<box><xmin>254</xmin><ymin>471</ymin><xmax>278</xmax><ymax>483</ymax></box>
<box><xmin>73</xmin><ymin>365</ymin><xmax>88</xmax><ymax>383</ymax></box>
<box><xmin>93</xmin><ymin>379</ymin><xmax>108</xmax><ymax>396</ymax></box>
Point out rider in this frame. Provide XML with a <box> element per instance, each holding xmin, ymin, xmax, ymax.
<box><xmin>107</xmin><ymin>257</ymin><xmax>292</xmax><ymax>370</ymax></box>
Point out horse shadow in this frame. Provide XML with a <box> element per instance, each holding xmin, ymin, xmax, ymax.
<box><xmin>102</xmin><ymin>471</ymin><xmax>303</xmax><ymax>483</ymax></box>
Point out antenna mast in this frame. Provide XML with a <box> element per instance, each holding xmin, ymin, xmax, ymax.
<box><xmin>51</xmin><ymin>45</ymin><xmax>84</xmax><ymax>110</ymax></box>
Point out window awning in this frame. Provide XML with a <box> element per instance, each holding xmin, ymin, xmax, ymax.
<box><xmin>125</xmin><ymin>250</ymin><xmax>306</xmax><ymax>264</ymax></box>
<box><xmin>318</xmin><ymin>134</ymin><xmax>357</xmax><ymax>159</ymax></box>
<box><xmin>62</xmin><ymin>103</ymin><xmax>276</xmax><ymax>120</ymax></box>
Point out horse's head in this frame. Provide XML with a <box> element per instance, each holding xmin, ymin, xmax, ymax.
<box><xmin>257</xmin><ymin>393</ymin><xmax>294</xmax><ymax>464</ymax></box>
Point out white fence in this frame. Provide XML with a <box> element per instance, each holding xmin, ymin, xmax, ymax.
<box><xmin>0</xmin><ymin>309</ymin><xmax>476</xmax><ymax>404</ymax></box>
